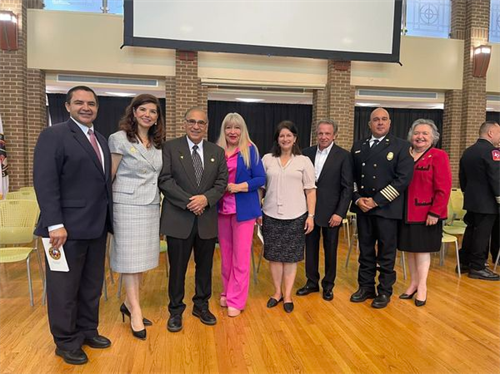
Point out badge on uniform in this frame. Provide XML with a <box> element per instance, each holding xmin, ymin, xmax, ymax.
<box><xmin>493</xmin><ymin>150</ymin><xmax>500</xmax><ymax>161</ymax></box>
<box><xmin>130</xmin><ymin>147</ymin><xmax>136</xmax><ymax>153</ymax></box>
<box><xmin>387</xmin><ymin>152</ymin><xmax>394</xmax><ymax>161</ymax></box>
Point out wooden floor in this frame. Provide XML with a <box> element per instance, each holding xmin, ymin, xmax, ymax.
<box><xmin>1</xmin><ymin>229</ymin><xmax>499</xmax><ymax>374</ymax></box>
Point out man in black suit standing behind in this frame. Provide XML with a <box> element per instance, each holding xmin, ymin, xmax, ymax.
<box><xmin>350</xmin><ymin>108</ymin><xmax>413</xmax><ymax>309</ymax></box>
<box><xmin>33</xmin><ymin>86</ymin><xmax>113</xmax><ymax>365</ymax></box>
<box><xmin>159</xmin><ymin>107</ymin><xmax>228</xmax><ymax>332</ymax></box>
<box><xmin>296</xmin><ymin>119</ymin><xmax>353</xmax><ymax>301</ymax></box>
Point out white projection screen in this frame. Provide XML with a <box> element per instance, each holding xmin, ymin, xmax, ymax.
<box><xmin>123</xmin><ymin>0</ymin><xmax>402</xmax><ymax>63</ymax></box>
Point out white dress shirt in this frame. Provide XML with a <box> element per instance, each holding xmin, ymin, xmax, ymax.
<box><xmin>186</xmin><ymin>136</ymin><xmax>204</xmax><ymax>167</ymax></box>
<box><xmin>369</xmin><ymin>135</ymin><xmax>386</xmax><ymax>148</ymax></box>
<box><xmin>314</xmin><ymin>141</ymin><xmax>334</xmax><ymax>181</ymax></box>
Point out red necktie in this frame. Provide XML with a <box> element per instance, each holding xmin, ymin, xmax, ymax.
<box><xmin>88</xmin><ymin>129</ymin><xmax>103</xmax><ymax>165</ymax></box>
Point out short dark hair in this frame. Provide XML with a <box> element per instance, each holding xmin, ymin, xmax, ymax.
<box><xmin>479</xmin><ymin>121</ymin><xmax>500</xmax><ymax>137</ymax></box>
<box><xmin>271</xmin><ymin>120</ymin><xmax>302</xmax><ymax>157</ymax></box>
<box><xmin>66</xmin><ymin>86</ymin><xmax>99</xmax><ymax>106</ymax></box>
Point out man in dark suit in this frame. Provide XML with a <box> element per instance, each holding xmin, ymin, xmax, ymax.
<box><xmin>159</xmin><ymin>107</ymin><xmax>228</xmax><ymax>332</ymax></box>
<box><xmin>296</xmin><ymin>119</ymin><xmax>353</xmax><ymax>301</ymax></box>
<box><xmin>459</xmin><ymin>121</ymin><xmax>500</xmax><ymax>280</ymax></box>
<box><xmin>33</xmin><ymin>86</ymin><xmax>113</xmax><ymax>365</ymax></box>
<box><xmin>350</xmin><ymin>107</ymin><xmax>413</xmax><ymax>309</ymax></box>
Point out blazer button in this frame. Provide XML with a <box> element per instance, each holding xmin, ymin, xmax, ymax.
<box><xmin>373</xmin><ymin>176</ymin><xmax>376</xmax><ymax>179</ymax></box>
<box><xmin>372</xmin><ymin>188</ymin><xmax>376</xmax><ymax>191</ymax></box>
<box><xmin>361</xmin><ymin>174</ymin><xmax>364</xmax><ymax>178</ymax></box>
<box><xmin>373</xmin><ymin>164</ymin><xmax>377</xmax><ymax>167</ymax></box>
<box><xmin>361</xmin><ymin>186</ymin><xmax>364</xmax><ymax>189</ymax></box>
<box><xmin>362</xmin><ymin>163</ymin><xmax>366</xmax><ymax>166</ymax></box>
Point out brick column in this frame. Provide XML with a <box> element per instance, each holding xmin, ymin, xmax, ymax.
<box><xmin>0</xmin><ymin>0</ymin><xmax>45</xmax><ymax>190</ymax></box>
<box><xmin>310</xmin><ymin>89</ymin><xmax>328</xmax><ymax>146</ymax></box>
<box><xmin>460</xmin><ymin>0</ymin><xmax>490</xmax><ymax>149</ymax></box>
<box><xmin>442</xmin><ymin>90</ymin><xmax>463</xmax><ymax>186</ymax></box>
<box><xmin>326</xmin><ymin>61</ymin><xmax>355</xmax><ymax>150</ymax></box>
<box><xmin>174</xmin><ymin>50</ymin><xmax>200</xmax><ymax>137</ymax></box>
<box><xmin>165</xmin><ymin>76</ymin><xmax>176</xmax><ymax>140</ymax></box>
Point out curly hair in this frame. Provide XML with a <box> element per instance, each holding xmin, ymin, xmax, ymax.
<box><xmin>271</xmin><ymin>120</ymin><xmax>302</xmax><ymax>157</ymax></box>
<box><xmin>118</xmin><ymin>94</ymin><xmax>165</xmax><ymax>149</ymax></box>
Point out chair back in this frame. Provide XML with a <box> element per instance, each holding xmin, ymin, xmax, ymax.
<box><xmin>19</xmin><ymin>186</ymin><xmax>35</xmax><ymax>192</ymax></box>
<box><xmin>0</xmin><ymin>200</ymin><xmax>40</xmax><ymax>245</ymax></box>
<box><xmin>6</xmin><ymin>190</ymin><xmax>37</xmax><ymax>201</ymax></box>
<box><xmin>450</xmin><ymin>189</ymin><xmax>465</xmax><ymax>221</ymax></box>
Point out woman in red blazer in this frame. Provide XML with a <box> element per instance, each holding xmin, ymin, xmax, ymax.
<box><xmin>398</xmin><ymin>119</ymin><xmax>452</xmax><ymax>307</ymax></box>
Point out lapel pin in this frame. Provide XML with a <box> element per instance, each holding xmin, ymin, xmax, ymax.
<box><xmin>180</xmin><ymin>155</ymin><xmax>184</xmax><ymax>159</ymax></box>
<box><xmin>130</xmin><ymin>147</ymin><xmax>136</xmax><ymax>153</ymax></box>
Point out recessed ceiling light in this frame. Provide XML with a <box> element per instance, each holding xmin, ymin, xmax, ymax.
<box><xmin>105</xmin><ymin>92</ymin><xmax>135</xmax><ymax>97</ymax></box>
<box><xmin>356</xmin><ymin>102</ymin><xmax>380</xmax><ymax>107</ymax></box>
<box><xmin>236</xmin><ymin>98</ymin><xmax>265</xmax><ymax>103</ymax></box>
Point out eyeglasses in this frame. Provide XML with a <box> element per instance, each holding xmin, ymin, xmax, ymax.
<box><xmin>185</xmin><ymin>119</ymin><xmax>207</xmax><ymax>127</ymax></box>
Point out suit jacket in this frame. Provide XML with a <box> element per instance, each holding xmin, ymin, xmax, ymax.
<box><xmin>33</xmin><ymin>119</ymin><xmax>113</xmax><ymax>239</ymax></box>
<box><xmin>303</xmin><ymin>144</ymin><xmax>353</xmax><ymax>227</ymax></box>
<box><xmin>405</xmin><ymin>147</ymin><xmax>452</xmax><ymax>223</ymax></box>
<box><xmin>159</xmin><ymin>136</ymin><xmax>228</xmax><ymax>239</ymax></box>
<box><xmin>351</xmin><ymin>134</ymin><xmax>414</xmax><ymax>219</ymax></box>
<box><xmin>459</xmin><ymin>139</ymin><xmax>500</xmax><ymax>215</ymax></box>
<box><xmin>108</xmin><ymin>130</ymin><xmax>162</xmax><ymax>206</ymax></box>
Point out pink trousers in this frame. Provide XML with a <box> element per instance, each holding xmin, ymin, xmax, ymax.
<box><xmin>218</xmin><ymin>214</ymin><xmax>256</xmax><ymax>310</ymax></box>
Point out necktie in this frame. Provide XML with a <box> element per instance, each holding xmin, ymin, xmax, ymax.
<box><xmin>192</xmin><ymin>144</ymin><xmax>203</xmax><ymax>186</ymax></box>
<box><xmin>88</xmin><ymin>129</ymin><xmax>103</xmax><ymax>165</ymax></box>
<box><xmin>371</xmin><ymin>139</ymin><xmax>380</xmax><ymax>148</ymax></box>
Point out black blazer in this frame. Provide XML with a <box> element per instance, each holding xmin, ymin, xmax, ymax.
<box><xmin>460</xmin><ymin>139</ymin><xmax>500</xmax><ymax>215</ymax></box>
<box><xmin>303</xmin><ymin>144</ymin><xmax>353</xmax><ymax>227</ymax></box>
<box><xmin>33</xmin><ymin>119</ymin><xmax>113</xmax><ymax>239</ymax></box>
<box><xmin>350</xmin><ymin>134</ymin><xmax>414</xmax><ymax>219</ymax></box>
<box><xmin>159</xmin><ymin>136</ymin><xmax>228</xmax><ymax>240</ymax></box>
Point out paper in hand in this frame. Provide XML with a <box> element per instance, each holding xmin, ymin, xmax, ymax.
<box><xmin>42</xmin><ymin>238</ymin><xmax>69</xmax><ymax>272</ymax></box>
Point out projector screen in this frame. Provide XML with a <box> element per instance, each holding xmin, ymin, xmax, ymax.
<box><xmin>123</xmin><ymin>0</ymin><xmax>402</xmax><ymax>63</ymax></box>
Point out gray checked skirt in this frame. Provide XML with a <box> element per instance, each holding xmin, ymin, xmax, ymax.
<box><xmin>110</xmin><ymin>203</ymin><xmax>160</xmax><ymax>273</ymax></box>
<box><xmin>262</xmin><ymin>213</ymin><xmax>307</xmax><ymax>263</ymax></box>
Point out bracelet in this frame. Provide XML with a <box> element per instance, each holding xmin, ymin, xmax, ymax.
<box><xmin>308</xmin><ymin>214</ymin><xmax>315</xmax><ymax>218</ymax></box>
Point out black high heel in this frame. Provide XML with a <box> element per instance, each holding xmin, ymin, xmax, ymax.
<box><xmin>399</xmin><ymin>290</ymin><xmax>417</xmax><ymax>300</ymax></box>
<box><xmin>120</xmin><ymin>303</ymin><xmax>153</xmax><ymax>326</ymax></box>
<box><xmin>415</xmin><ymin>298</ymin><xmax>427</xmax><ymax>307</ymax></box>
<box><xmin>131</xmin><ymin>326</ymin><xmax>146</xmax><ymax>340</ymax></box>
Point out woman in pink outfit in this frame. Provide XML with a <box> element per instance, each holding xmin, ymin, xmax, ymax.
<box><xmin>217</xmin><ymin>113</ymin><xmax>266</xmax><ymax>317</ymax></box>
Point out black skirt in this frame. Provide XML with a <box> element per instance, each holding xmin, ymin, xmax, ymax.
<box><xmin>262</xmin><ymin>213</ymin><xmax>307</xmax><ymax>263</ymax></box>
<box><xmin>398</xmin><ymin>220</ymin><xmax>442</xmax><ymax>253</ymax></box>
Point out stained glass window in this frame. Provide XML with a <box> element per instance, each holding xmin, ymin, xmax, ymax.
<box><xmin>405</xmin><ymin>0</ymin><xmax>451</xmax><ymax>38</ymax></box>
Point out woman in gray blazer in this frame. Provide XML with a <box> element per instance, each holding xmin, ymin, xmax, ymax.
<box><xmin>109</xmin><ymin>94</ymin><xmax>164</xmax><ymax>340</ymax></box>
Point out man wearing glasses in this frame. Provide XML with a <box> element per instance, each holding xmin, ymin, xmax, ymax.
<box><xmin>159</xmin><ymin>107</ymin><xmax>228</xmax><ymax>332</ymax></box>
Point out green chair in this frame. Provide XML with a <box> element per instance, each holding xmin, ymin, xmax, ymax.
<box><xmin>6</xmin><ymin>190</ymin><xmax>37</xmax><ymax>201</ymax></box>
<box><xmin>0</xmin><ymin>200</ymin><xmax>45</xmax><ymax>306</ymax></box>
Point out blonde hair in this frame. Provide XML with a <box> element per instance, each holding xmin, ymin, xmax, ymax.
<box><xmin>217</xmin><ymin>112</ymin><xmax>259</xmax><ymax>168</ymax></box>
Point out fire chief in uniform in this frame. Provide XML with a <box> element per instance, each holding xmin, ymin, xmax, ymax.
<box><xmin>459</xmin><ymin>121</ymin><xmax>500</xmax><ymax>280</ymax></box>
<box><xmin>350</xmin><ymin>108</ymin><xmax>414</xmax><ymax>309</ymax></box>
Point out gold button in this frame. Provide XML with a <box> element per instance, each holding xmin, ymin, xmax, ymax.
<box><xmin>361</xmin><ymin>186</ymin><xmax>364</xmax><ymax>189</ymax></box>
<box><xmin>362</xmin><ymin>163</ymin><xmax>365</xmax><ymax>166</ymax></box>
<box><xmin>361</xmin><ymin>175</ymin><xmax>365</xmax><ymax>178</ymax></box>
<box><xmin>373</xmin><ymin>176</ymin><xmax>376</xmax><ymax>179</ymax></box>
<box><xmin>374</xmin><ymin>164</ymin><xmax>377</xmax><ymax>167</ymax></box>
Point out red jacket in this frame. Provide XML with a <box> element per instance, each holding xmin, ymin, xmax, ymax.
<box><xmin>405</xmin><ymin>147</ymin><xmax>452</xmax><ymax>223</ymax></box>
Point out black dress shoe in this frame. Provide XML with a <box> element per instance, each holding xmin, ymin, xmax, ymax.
<box><xmin>131</xmin><ymin>326</ymin><xmax>146</xmax><ymax>340</ymax></box>
<box><xmin>120</xmin><ymin>303</ymin><xmax>153</xmax><ymax>326</ymax></box>
<box><xmin>399</xmin><ymin>290</ymin><xmax>417</xmax><ymax>300</ymax></box>
<box><xmin>83</xmin><ymin>335</ymin><xmax>111</xmax><ymax>349</ymax></box>
<box><xmin>296</xmin><ymin>284</ymin><xmax>320</xmax><ymax>296</ymax></box>
<box><xmin>192</xmin><ymin>308</ymin><xmax>217</xmax><ymax>325</ymax></box>
<box><xmin>283</xmin><ymin>301</ymin><xmax>294</xmax><ymax>313</ymax></box>
<box><xmin>323</xmin><ymin>289</ymin><xmax>334</xmax><ymax>301</ymax></box>
<box><xmin>55</xmin><ymin>348</ymin><xmax>88</xmax><ymax>365</ymax></box>
<box><xmin>266</xmin><ymin>297</ymin><xmax>283</xmax><ymax>308</ymax></box>
<box><xmin>415</xmin><ymin>298</ymin><xmax>426</xmax><ymax>307</ymax></box>
<box><xmin>167</xmin><ymin>314</ymin><xmax>183</xmax><ymax>332</ymax></box>
<box><xmin>371</xmin><ymin>294</ymin><xmax>391</xmax><ymax>309</ymax></box>
<box><xmin>468</xmin><ymin>268</ymin><xmax>500</xmax><ymax>281</ymax></box>
<box><xmin>350</xmin><ymin>288</ymin><xmax>376</xmax><ymax>303</ymax></box>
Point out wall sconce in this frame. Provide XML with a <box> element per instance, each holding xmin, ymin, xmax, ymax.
<box><xmin>0</xmin><ymin>11</ymin><xmax>18</xmax><ymax>51</ymax></box>
<box><xmin>472</xmin><ymin>45</ymin><xmax>491</xmax><ymax>78</ymax></box>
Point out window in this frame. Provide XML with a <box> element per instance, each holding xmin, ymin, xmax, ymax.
<box><xmin>405</xmin><ymin>0</ymin><xmax>451</xmax><ymax>38</ymax></box>
<box><xmin>491</xmin><ymin>0</ymin><xmax>500</xmax><ymax>43</ymax></box>
<box><xmin>43</xmin><ymin>0</ymin><xmax>123</xmax><ymax>15</ymax></box>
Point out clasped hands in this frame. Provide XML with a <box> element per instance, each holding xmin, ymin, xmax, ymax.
<box><xmin>356</xmin><ymin>197</ymin><xmax>378</xmax><ymax>213</ymax></box>
<box><xmin>187</xmin><ymin>194</ymin><xmax>208</xmax><ymax>216</ymax></box>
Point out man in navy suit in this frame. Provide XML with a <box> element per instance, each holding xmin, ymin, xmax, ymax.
<box><xmin>297</xmin><ymin>119</ymin><xmax>353</xmax><ymax>301</ymax></box>
<box><xmin>33</xmin><ymin>86</ymin><xmax>113</xmax><ymax>365</ymax></box>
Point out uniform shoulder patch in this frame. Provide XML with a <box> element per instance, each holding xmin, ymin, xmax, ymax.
<box><xmin>492</xmin><ymin>149</ymin><xmax>500</xmax><ymax>161</ymax></box>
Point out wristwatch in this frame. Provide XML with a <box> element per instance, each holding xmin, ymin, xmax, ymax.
<box><xmin>308</xmin><ymin>214</ymin><xmax>315</xmax><ymax>218</ymax></box>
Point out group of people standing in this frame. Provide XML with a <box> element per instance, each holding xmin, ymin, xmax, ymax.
<box><xmin>33</xmin><ymin>86</ymin><xmax>500</xmax><ymax>366</ymax></box>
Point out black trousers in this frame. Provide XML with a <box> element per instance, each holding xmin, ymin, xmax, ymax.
<box><xmin>45</xmin><ymin>231</ymin><xmax>107</xmax><ymax>351</ymax></box>
<box><xmin>166</xmin><ymin>221</ymin><xmax>216</xmax><ymax>316</ymax></box>
<box><xmin>305</xmin><ymin>224</ymin><xmax>340</xmax><ymax>290</ymax></box>
<box><xmin>356</xmin><ymin>214</ymin><xmax>398</xmax><ymax>296</ymax></box>
<box><xmin>489</xmin><ymin>215</ymin><xmax>499</xmax><ymax>263</ymax></box>
<box><xmin>460</xmin><ymin>212</ymin><xmax>498</xmax><ymax>270</ymax></box>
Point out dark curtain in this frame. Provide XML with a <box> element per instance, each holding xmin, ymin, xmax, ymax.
<box><xmin>487</xmin><ymin>111</ymin><xmax>500</xmax><ymax>123</ymax></box>
<box><xmin>354</xmin><ymin>107</ymin><xmax>443</xmax><ymax>148</ymax></box>
<box><xmin>208</xmin><ymin>101</ymin><xmax>312</xmax><ymax>154</ymax></box>
<box><xmin>47</xmin><ymin>94</ymin><xmax>166</xmax><ymax>140</ymax></box>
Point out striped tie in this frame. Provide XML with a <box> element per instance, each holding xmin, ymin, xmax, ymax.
<box><xmin>88</xmin><ymin>129</ymin><xmax>103</xmax><ymax>166</ymax></box>
<box><xmin>192</xmin><ymin>144</ymin><xmax>203</xmax><ymax>186</ymax></box>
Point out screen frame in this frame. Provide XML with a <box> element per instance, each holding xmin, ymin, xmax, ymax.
<box><xmin>123</xmin><ymin>0</ymin><xmax>402</xmax><ymax>63</ymax></box>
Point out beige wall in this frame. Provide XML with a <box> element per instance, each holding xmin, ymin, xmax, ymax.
<box><xmin>28</xmin><ymin>10</ymin><xmax>499</xmax><ymax>93</ymax></box>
